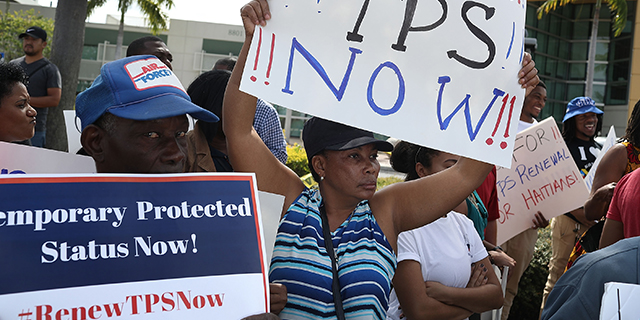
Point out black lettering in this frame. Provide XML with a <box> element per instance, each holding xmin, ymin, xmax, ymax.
<box><xmin>391</xmin><ymin>0</ymin><xmax>448</xmax><ymax>52</ymax></box>
<box><xmin>346</xmin><ymin>0</ymin><xmax>371</xmax><ymax>42</ymax></box>
<box><xmin>446</xmin><ymin>1</ymin><xmax>496</xmax><ymax>69</ymax></box>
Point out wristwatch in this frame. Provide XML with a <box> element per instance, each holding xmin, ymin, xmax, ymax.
<box><xmin>490</xmin><ymin>245</ymin><xmax>503</xmax><ymax>252</ymax></box>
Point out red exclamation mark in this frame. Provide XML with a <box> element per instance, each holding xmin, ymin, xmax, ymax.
<box><xmin>500</xmin><ymin>96</ymin><xmax>517</xmax><ymax>149</ymax></box>
<box><xmin>264</xmin><ymin>33</ymin><xmax>276</xmax><ymax>85</ymax></box>
<box><xmin>486</xmin><ymin>94</ymin><xmax>509</xmax><ymax>146</ymax></box>
<box><xmin>250</xmin><ymin>27</ymin><xmax>263</xmax><ymax>82</ymax></box>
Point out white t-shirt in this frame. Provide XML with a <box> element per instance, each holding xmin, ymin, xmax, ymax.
<box><xmin>517</xmin><ymin>119</ymin><xmax>538</xmax><ymax>133</ymax></box>
<box><xmin>386</xmin><ymin>211</ymin><xmax>488</xmax><ymax>320</ymax></box>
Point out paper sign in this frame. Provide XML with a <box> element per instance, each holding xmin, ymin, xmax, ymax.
<box><xmin>600</xmin><ymin>282</ymin><xmax>640</xmax><ymax>320</ymax></box>
<box><xmin>0</xmin><ymin>174</ymin><xmax>269</xmax><ymax>319</ymax></box>
<box><xmin>240</xmin><ymin>0</ymin><xmax>527</xmax><ymax>167</ymax></box>
<box><xmin>63</xmin><ymin>110</ymin><xmax>83</xmax><ymax>154</ymax></box>
<box><xmin>584</xmin><ymin>125</ymin><xmax>617</xmax><ymax>191</ymax></box>
<box><xmin>495</xmin><ymin>118</ymin><xmax>590</xmax><ymax>245</ymax></box>
<box><xmin>258</xmin><ymin>191</ymin><xmax>285</xmax><ymax>262</ymax></box>
<box><xmin>0</xmin><ymin>141</ymin><xmax>96</xmax><ymax>175</ymax></box>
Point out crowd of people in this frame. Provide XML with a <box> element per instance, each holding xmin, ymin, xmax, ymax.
<box><xmin>2</xmin><ymin>0</ymin><xmax>640</xmax><ymax>319</ymax></box>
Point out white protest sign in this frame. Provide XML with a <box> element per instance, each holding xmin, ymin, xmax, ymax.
<box><xmin>495</xmin><ymin>117</ymin><xmax>589</xmax><ymax>245</ymax></box>
<box><xmin>63</xmin><ymin>110</ymin><xmax>83</xmax><ymax>154</ymax></box>
<box><xmin>600</xmin><ymin>282</ymin><xmax>640</xmax><ymax>320</ymax></box>
<box><xmin>0</xmin><ymin>141</ymin><xmax>96</xmax><ymax>175</ymax></box>
<box><xmin>585</xmin><ymin>125</ymin><xmax>617</xmax><ymax>191</ymax></box>
<box><xmin>240</xmin><ymin>0</ymin><xmax>528</xmax><ymax>167</ymax></box>
<box><xmin>258</xmin><ymin>191</ymin><xmax>285</xmax><ymax>262</ymax></box>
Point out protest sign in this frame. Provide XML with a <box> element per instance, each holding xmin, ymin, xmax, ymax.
<box><xmin>495</xmin><ymin>118</ymin><xmax>589</xmax><ymax>245</ymax></box>
<box><xmin>0</xmin><ymin>174</ymin><xmax>269</xmax><ymax>319</ymax></box>
<box><xmin>584</xmin><ymin>125</ymin><xmax>617</xmax><ymax>191</ymax></box>
<box><xmin>600</xmin><ymin>282</ymin><xmax>640</xmax><ymax>320</ymax></box>
<box><xmin>240</xmin><ymin>0</ymin><xmax>528</xmax><ymax>167</ymax></box>
<box><xmin>0</xmin><ymin>142</ymin><xmax>96</xmax><ymax>175</ymax></box>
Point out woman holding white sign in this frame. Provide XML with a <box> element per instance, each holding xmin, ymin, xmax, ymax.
<box><xmin>224</xmin><ymin>1</ymin><xmax>539</xmax><ymax>318</ymax></box>
<box><xmin>0</xmin><ymin>62</ymin><xmax>37</xmax><ymax>143</ymax></box>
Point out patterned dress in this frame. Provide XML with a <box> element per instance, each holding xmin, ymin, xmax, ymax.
<box><xmin>270</xmin><ymin>188</ymin><xmax>396</xmax><ymax>319</ymax></box>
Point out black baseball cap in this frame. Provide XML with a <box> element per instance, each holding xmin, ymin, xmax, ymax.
<box><xmin>302</xmin><ymin>117</ymin><xmax>393</xmax><ymax>161</ymax></box>
<box><xmin>19</xmin><ymin>26</ymin><xmax>47</xmax><ymax>41</ymax></box>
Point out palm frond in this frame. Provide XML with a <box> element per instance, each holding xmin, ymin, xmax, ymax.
<box><xmin>537</xmin><ymin>0</ymin><xmax>578</xmax><ymax>19</ymax></box>
<box><xmin>137</xmin><ymin>0</ymin><xmax>171</xmax><ymax>35</ymax></box>
<box><xmin>87</xmin><ymin>0</ymin><xmax>109</xmax><ymax>17</ymax></box>
<box><xmin>608</xmin><ymin>0</ymin><xmax>628</xmax><ymax>36</ymax></box>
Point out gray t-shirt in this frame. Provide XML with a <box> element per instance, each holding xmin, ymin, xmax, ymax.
<box><xmin>10</xmin><ymin>56</ymin><xmax>62</xmax><ymax>131</ymax></box>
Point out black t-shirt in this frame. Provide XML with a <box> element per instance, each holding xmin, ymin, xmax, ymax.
<box><xmin>566</xmin><ymin>138</ymin><xmax>603</xmax><ymax>178</ymax></box>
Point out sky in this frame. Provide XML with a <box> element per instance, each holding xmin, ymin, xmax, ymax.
<box><xmin>37</xmin><ymin>0</ymin><xmax>246</xmax><ymax>26</ymax></box>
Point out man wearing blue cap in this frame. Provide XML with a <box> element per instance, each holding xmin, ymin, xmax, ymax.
<box><xmin>540</xmin><ymin>96</ymin><xmax>603</xmax><ymax>313</ymax></box>
<box><xmin>76</xmin><ymin>55</ymin><xmax>219</xmax><ymax>173</ymax></box>
<box><xmin>10</xmin><ymin>26</ymin><xmax>61</xmax><ymax>148</ymax></box>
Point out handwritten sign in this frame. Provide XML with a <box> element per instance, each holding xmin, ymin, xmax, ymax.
<box><xmin>0</xmin><ymin>142</ymin><xmax>96</xmax><ymax>175</ymax></box>
<box><xmin>0</xmin><ymin>174</ymin><xmax>269</xmax><ymax>319</ymax></box>
<box><xmin>240</xmin><ymin>0</ymin><xmax>527</xmax><ymax>167</ymax></box>
<box><xmin>600</xmin><ymin>282</ymin><xmax>640</xmax><ymax>320</ymax></box>
<box><xmin>495</xmin><ymin>118</ymin><xmax>589</xmax><ymax>245</ymax></box>
<box><xmin>584</xmin><ymin>125</ymin><xmax>617</xmax><ymax>191</ymax></box>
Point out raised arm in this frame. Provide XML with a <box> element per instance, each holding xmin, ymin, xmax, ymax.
<box><xmin>584</xmin><ymin>143</ymin><xmax>627</xmax><ymax>220</ymax></box>
<box><xmin>224</xmin><ymin>0</ymin><xmax>304</xmax><ymax>212</ymax></box>
<box><xmin>372</xmin><ymin>157</ymin><xmax>493</xmax><ymax>249</ymax></box>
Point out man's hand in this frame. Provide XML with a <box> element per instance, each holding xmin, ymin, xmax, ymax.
<box><xmin>269</xmin><ymin>283</ymin><xmax>287</xmax><ymax>315</ymax></box>
<box><xmin>532</xmin><ymin>211</ymin><xmax>549</xmax><ymax>229</ymax></box>
<box><xmin>520</xmin><ymin>52</ymin><xmax>539</xmax><ymax>96</ymax></box>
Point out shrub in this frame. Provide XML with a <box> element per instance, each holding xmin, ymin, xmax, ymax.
<box><xmin>507</xmin><ymin>227</ymin><xmax>552</xmax><ymax>320</ymax></box>
<box><xmin>286</xmin><ymin>143</ymin><xmax>310</xmax><ymax>177</ymax></box>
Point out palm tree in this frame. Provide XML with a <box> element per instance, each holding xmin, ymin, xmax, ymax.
<box><xmin>87</xmin><ymin>0</ymin><xmax>174</xmax><ymax>60</ymax></box>
<box><xmin>538</xmin><ymin>0</ymin><xmax>627</xmax><ymax>97</ymax></box>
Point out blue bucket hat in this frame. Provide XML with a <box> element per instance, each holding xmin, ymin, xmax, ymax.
<box><xmin>562</xmin><ymin>97</ymin><xmax>603</xmax><ymax>123</ymax></box>
<box><xmin>76</xmin><ymin>55</ymin><xmax>219</xmax><ymax>130</ymax></box>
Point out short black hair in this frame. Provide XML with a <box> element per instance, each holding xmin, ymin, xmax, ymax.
<box><xmin>0</xmin><ymin>62</ymin><xmax>28</xmax><ymax>107</ymax></box>
<box><xmin>126</xmin><ymin>36</ymin><xmax>165</xmax><ymax>57</ymax></box>
<box><xmin>562</xmin><ymin>113</ymin><xmax>603</xmax><ymax>142</ymax></box>
<box><xmin>213</xmin><ymin>57</ymin><xmax>237</xmax><ymax>71</ymax></box>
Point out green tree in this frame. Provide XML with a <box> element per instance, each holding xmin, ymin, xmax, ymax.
<box><xmin>0</xmin><ymin>9</ymin><xmax>54</xmax><ymax>61</ymax></box>
<box><xmin>86</xmin><ymin>0</ymin><xmax>174</xmax><ymax>60</ymax></box>
<box><xmin>537</xmin><ymin>0</ymin><xmax>627</xmax><ymax>98</ymax></box>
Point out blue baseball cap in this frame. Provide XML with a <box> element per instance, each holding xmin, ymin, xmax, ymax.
<box><xmin>76</xmin><ymin>55</ymin><xmax>219</xmax><ymax>130</ymax></box>
<box><xmin>562</xmin><ymin>97</ymin><xmax>603</xmax><ymax>123</ymax></box>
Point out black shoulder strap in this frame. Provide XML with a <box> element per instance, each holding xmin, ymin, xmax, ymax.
<box><xmin>26</xmin><ymin>60</ymin><xmax>51</xmax><ymax>79</ymax></box>
<box><xmin>319</xmin><ymin>204</ymin><xmax>346</xmax><ymax>320</ymax></box>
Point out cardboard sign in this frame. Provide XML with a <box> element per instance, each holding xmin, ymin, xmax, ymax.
<box><xmin>0</xmin><ymin>174</ymin><xmax>269</xmax><ymax>319</ymax></box>
<box><xmin>600</xmin><ymin>282</ymin><xmax>640</xmax><ymax>320</ymax></box>
<box><xmin>240</xmin><ymin>0</ymin><xmax>528</xmax><ymax>167</ymax></box>
<box><xmin>0</xmin><ymin>142</ymin><xmax>96</xmax><ymax>175</ymax></box>
<box><xmin>584</xmin><ymin>125</ymin><xmax>617</xmax><ymax>191</ymax></box>
<box><xmin>495</xmin><ymin>118</ymin><xmax>589</xmax><ymax>245</ymax></box>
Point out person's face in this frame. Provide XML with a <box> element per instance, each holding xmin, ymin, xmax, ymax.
<box><xmin>0</xmin><ymin>82</ymin><xmax>37</xmax><ymax>142</ymax></box>
<box><xmin>142</xmin><ymin>41</ymin><xmax>173</xmax><ymax>70</ymax></box>
<box><xmin>573</xmin><ymin>112</ymin><xmax>599</xmax><ymax>140</ymax></box>
<box><xmin>101</xmin><ymin>115</ymin><xmax>188</xmax><ymax>173</ymax></box>
<box><xmin>22</xmin><ymin>35</ymin><xmax>46</xmax><ymax>56</ymax></box>
<box><xmin>521</xmin><ymin>86</ymin><xmax>547</xmax><ymax>122</ymax></box>
<box><xmin>319</xmin><ymin>144</ymin><xmax>380</xmax><ymax>202</ymax></box>
<box><xmin>417</xmin><ymin>151</ymin><xmax>459</xmax><ymax>177</ymax></box>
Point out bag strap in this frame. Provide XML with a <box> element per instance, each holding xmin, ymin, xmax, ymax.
<box><xmin>26</xmin><ymin>60</ymin><xmax>51</xmax><ymax>79</ymax></box>
<box><xmin>319</xmin><ymin>204</ymin><xmax>346</xmax><ymax>320</ymax></box>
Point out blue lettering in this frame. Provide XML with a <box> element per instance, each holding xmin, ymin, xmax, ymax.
<box><xmin>436</xmin><ymin>76</ymin><xmax>505</xmax><ymax>141</ymax></box>
<box><xmin>282</xmin><ymin>37</ymin><xmax>362</xmax><ymax>101</ymax></box>
<box><xmin>515</xmin><ymin>164</ymin><xmax>529</xmax><ymax>185</ymax></box>
<box><xmin>367</xmin><ymin>61</ymin><xmax>405</xmax><ymax>116</ymax></box>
